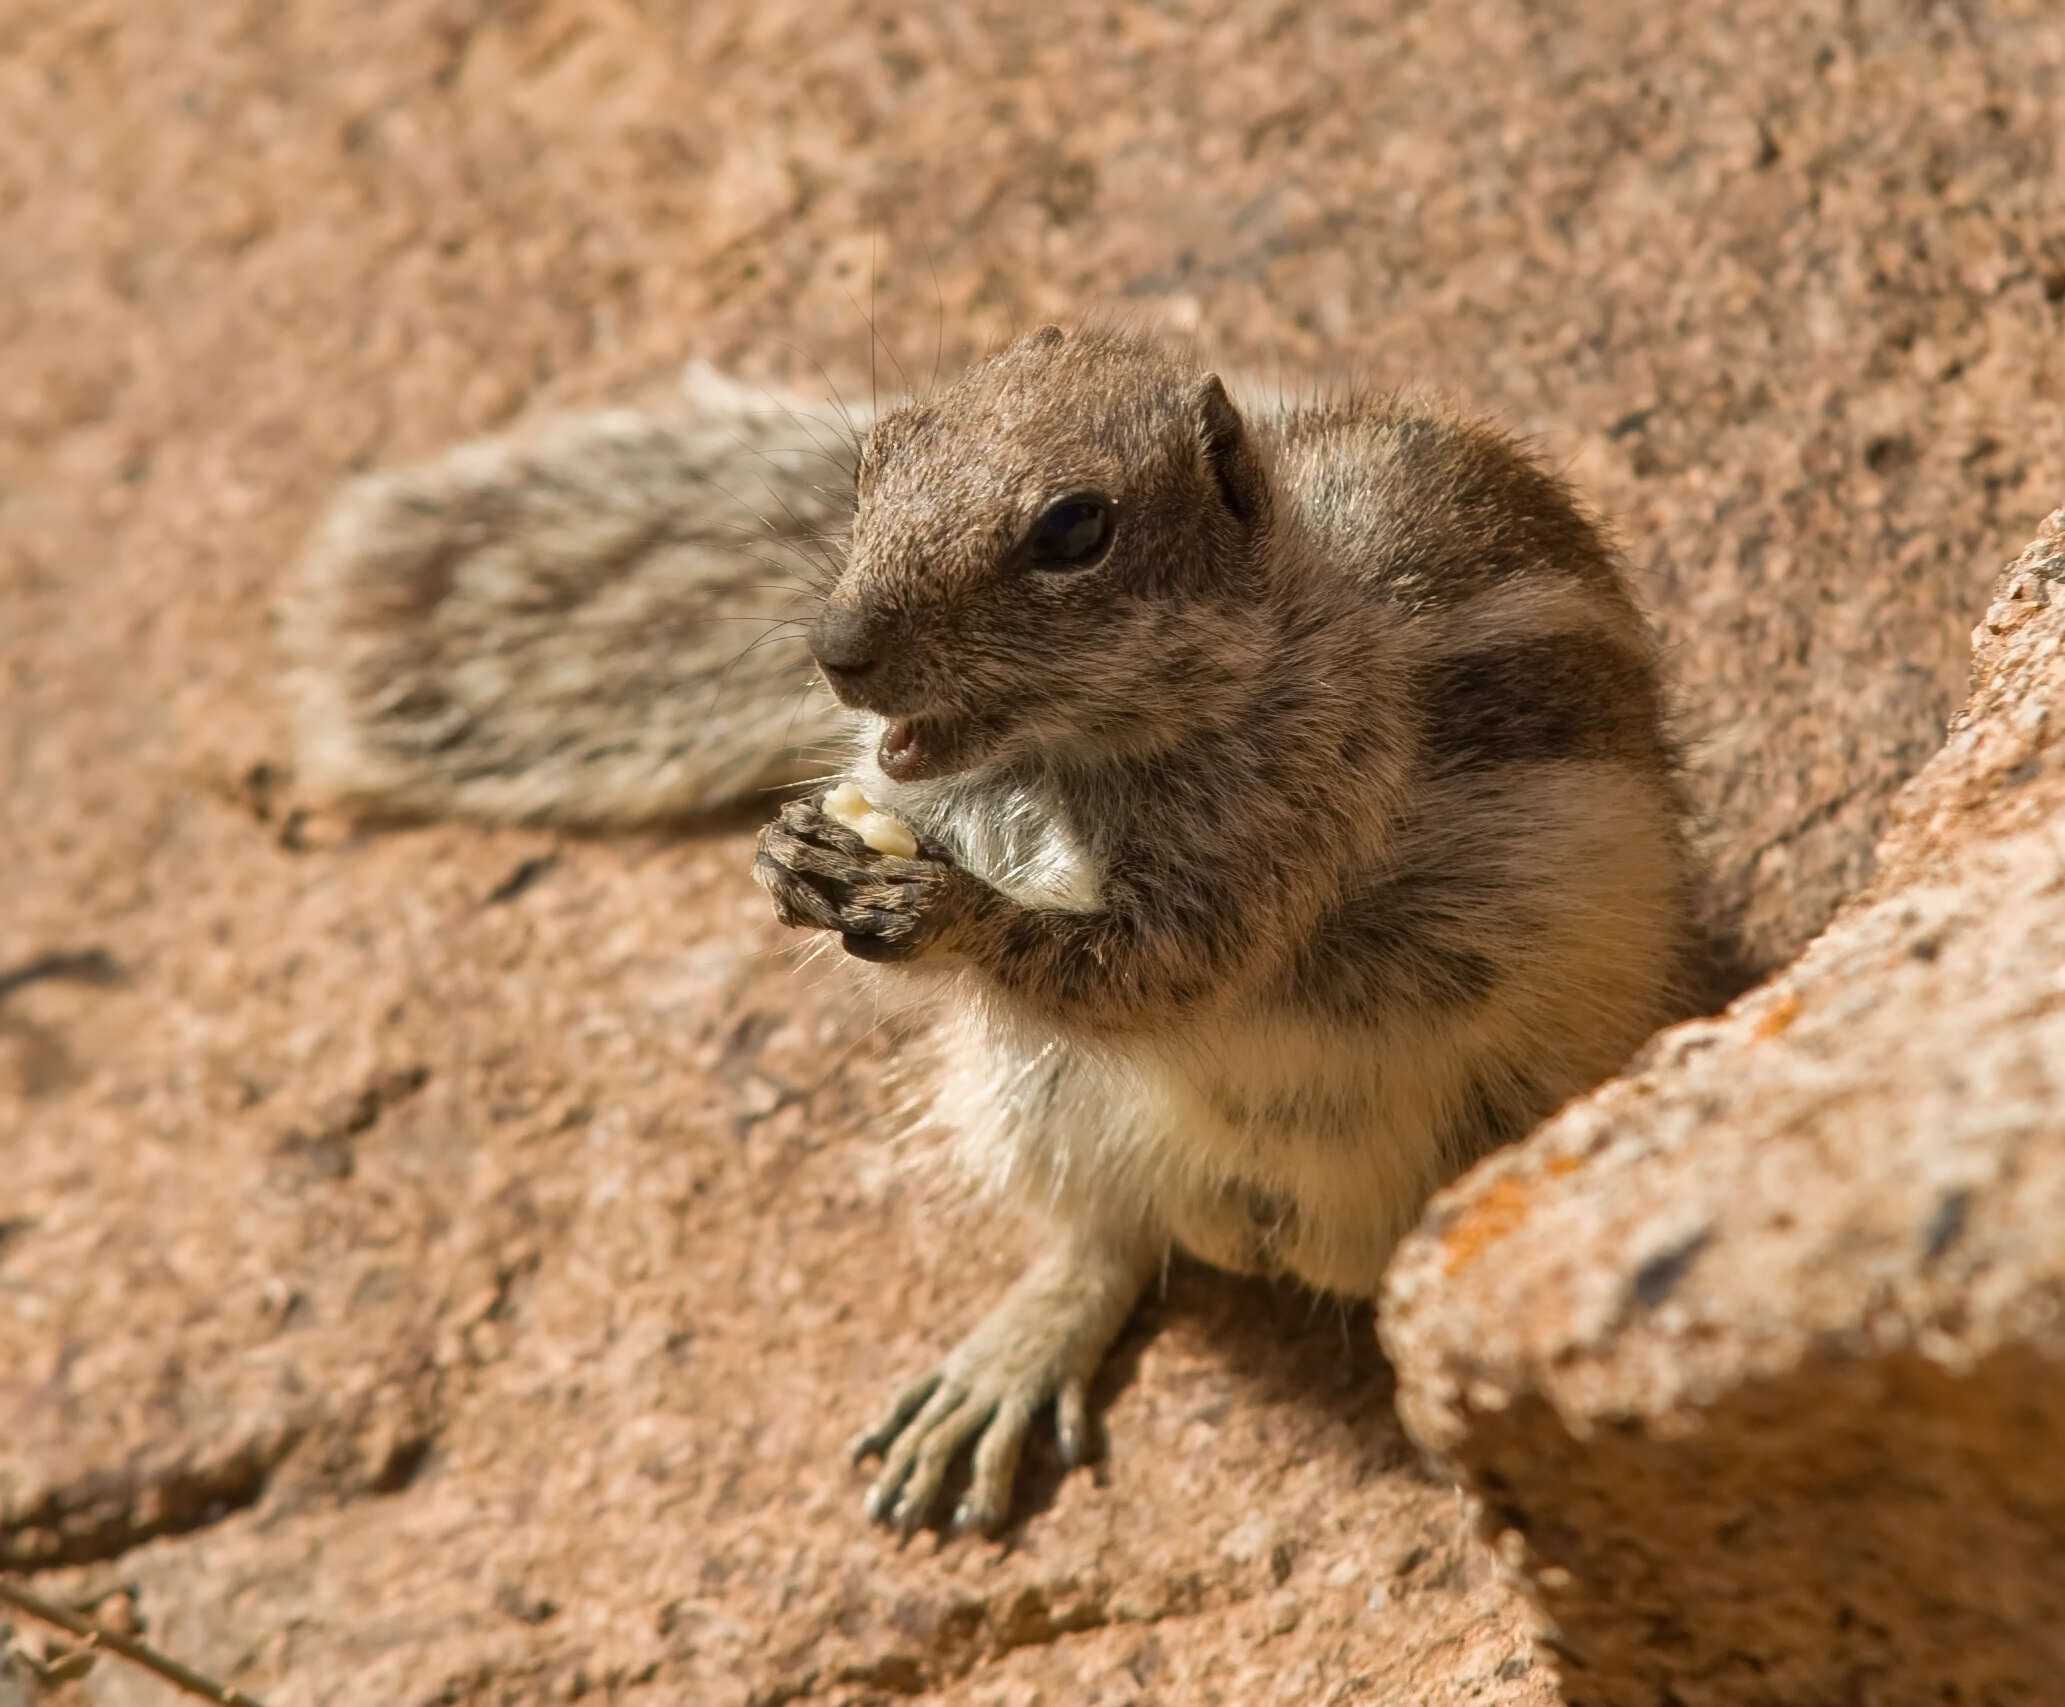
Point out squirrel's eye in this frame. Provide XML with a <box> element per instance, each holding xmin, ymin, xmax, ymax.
<box><xmin>1026</xmin><ymin>494</ymin><xmax>1115</xmax><ymax>570</ymax></box>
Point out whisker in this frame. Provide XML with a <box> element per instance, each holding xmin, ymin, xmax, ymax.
<box><xmin>702</xmin><ymin>621</ymin><xmax>819</xmax><ymax>732</ymax></box>
<box><xmin>924</xmin><ymin>238</ymin><xmax>946</xmax><ymax>402</ymax></box>
<box><xmin>771</xmin><ymin>341</ymin><xmax>871</xmax><ymax>463</ymax></box>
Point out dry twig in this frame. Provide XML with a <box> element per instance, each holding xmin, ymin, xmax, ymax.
<box><xmin>0</xmin><ymin>1577</ymin><xmax>266</xmax><ymax>1706</ymax></box>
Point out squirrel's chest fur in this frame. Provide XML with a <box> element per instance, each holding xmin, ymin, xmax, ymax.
<box><xmin>887</xmin><ymin>763</ymin><xmax>1106</xmax><ymax>917</ymax></box>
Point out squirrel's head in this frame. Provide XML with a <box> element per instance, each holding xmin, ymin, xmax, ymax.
<box><xmin>814</xmin><ymin>326</ymin><xmax>1275</xmax><ymax>783</ymax></box>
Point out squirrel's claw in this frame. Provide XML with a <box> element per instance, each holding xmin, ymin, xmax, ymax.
<box><xmin>865</xmin><ymin>1382</ymin><xmax>996</xmax><ymax>1536</ymax></box>
<box><xmin>849</xmin><ymin>1371</ymin><xmax>940</xmax><ymax>1465</ymax></box>
<box><xmin>1054</xmin><ymin>1377</ymin><xmax>1094</xmax><ymax>1468</ymax></box>
<box><xmin>954</xmin><ymin>1394</ymin><xmax>1039</xmax><ymax>1537</ymax></box>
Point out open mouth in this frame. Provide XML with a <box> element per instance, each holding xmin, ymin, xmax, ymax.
<box><xmin>877</xmin><ymin>715</ymin><xmax>976</xmax><ymax>782</ymax></box>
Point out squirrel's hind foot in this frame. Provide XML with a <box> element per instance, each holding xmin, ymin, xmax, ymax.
<box><xmin>851</xmin><ymin>1227</ymin><xmax>1159</xmax><ymax>1538</ymax></box>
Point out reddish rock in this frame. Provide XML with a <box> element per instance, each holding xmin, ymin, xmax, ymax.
<box><xmin>1384</xmin><ymin>512</ymin><xmax>2065</xmax><ymax>1705</ymax></box>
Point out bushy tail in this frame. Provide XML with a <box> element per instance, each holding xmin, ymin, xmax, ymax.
<box><xmin>278</xmin><ymin>366</ymin><xmax>866</xmax><ymax>826</ymax></box>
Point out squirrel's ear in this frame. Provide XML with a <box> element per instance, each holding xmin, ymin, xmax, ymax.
<box><xmin>1032</xmin><ymin>324</ymin><xmax>1066</xmax><ymax>348</ymax></box>
<box><xmin>1192</xmin><ymin>374</ymin><xmax>1266</xmax><ymax>529</ymax></box>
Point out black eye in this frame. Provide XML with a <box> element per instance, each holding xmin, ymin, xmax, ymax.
<box><xmin>1025</xmin><ymin>494</ymin><xmax>1115</xmax><ymax>570</ymax></box>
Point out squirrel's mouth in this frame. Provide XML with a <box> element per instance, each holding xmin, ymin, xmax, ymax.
<box><xmin>877</xmin><ymin>715</ymin><xmax>977</xmax><ymax>782</ymax></box>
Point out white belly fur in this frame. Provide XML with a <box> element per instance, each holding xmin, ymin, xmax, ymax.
<box><xmin>923</xmin><ymin>999</ymin><xmax>1477</xmax><ymax>1299</ymax></box>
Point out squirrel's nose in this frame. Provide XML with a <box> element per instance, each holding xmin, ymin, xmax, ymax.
<box><xmin>812</xmin><ymin>602</ymin><xmax>881</xmax><ymax>680</ymax></box>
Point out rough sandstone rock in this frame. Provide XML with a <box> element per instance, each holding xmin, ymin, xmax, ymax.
<box><xmin>1383</xmin><ymin>509</ymin><xmax>2065</xmax><ymax>1706</ymax></box>
<box><xmin>3</xmin><ymin>0</ymin><xmax>2062</xmax><ymax>1703</ymax></box>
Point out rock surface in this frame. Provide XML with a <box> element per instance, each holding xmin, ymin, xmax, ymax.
<box><xmin>1383</xmin><ymin>510</ymin><xmax>2065</xmax><ymax>1705</ymax></box>
<box><xmin>2</xmin><ymin>0</ymin><xmax>2062</xmax><ymax>1703</ymax></box>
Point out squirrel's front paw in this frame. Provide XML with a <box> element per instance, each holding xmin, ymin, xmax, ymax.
<box><xmin>753</xmin><ymin>795</ymin><xmax>967</xmax><ymax>962</ymax></box>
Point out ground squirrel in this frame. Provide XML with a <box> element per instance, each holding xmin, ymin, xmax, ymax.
<box><xmin>285</xmin><ymin>327</ymin><xmax>1708</xmax><ymax>1537</ymax></box>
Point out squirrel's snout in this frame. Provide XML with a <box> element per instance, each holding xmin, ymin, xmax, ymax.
<box><xmin>812</xmin><ymin>602</ymin><xmax>882</xmax><ymax>683</ymax></box>
<box><xmin>814</xmin><ymin>599</ymin><xmax>921</xmax><ymax>711</ymax></box>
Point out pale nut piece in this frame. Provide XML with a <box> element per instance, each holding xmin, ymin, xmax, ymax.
<box><xmin>823</xmin><ymin>782</ymin><xmax>919</xmax><ymax>858</ymax></box>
